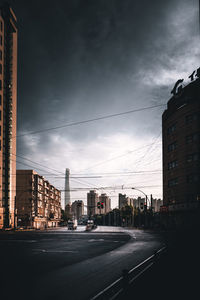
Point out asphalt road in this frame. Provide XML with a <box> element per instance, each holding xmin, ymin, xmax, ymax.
<box><xmin>0</xmin><ymin>226</ymin><xmax>164</xmax><ymax>300</ymax></box>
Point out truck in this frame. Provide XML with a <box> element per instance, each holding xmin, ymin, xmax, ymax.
<box><xmin>67</xmin><ymin>219</ymin><xmax>77</xmax><ymax>230</ymax></box>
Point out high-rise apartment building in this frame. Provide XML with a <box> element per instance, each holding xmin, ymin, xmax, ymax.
<box><xmin>162</xmin><ymin>69</ymin><xmax>200</xmax><ymax>213</ymax></box>
<box><xmin>0</xmin><ymin>4</ymin><xmax>17</xmax><ymax>229</ymax></box>
<box><xmin>151</xmin><ymin>198</ymin><xmax>163</xmax><ymax>213</ymax></box>
<box><xmin>99</xmin><ymin>193</ymin><xmax>111</xmax><ymax>214</ymax></box>
<box><xmin>133</xmin><ymin>197</ymin><xmax>145</xmax><ymax>211</ymax></box>
<box><xmin>87</xmin><ymin>190</ymin><xmax>99</xmax><ymax>217</ymax></box>
<box><xmin>119</xmin><ymin>193</ymin><xmax>134</xmax><ymax>209</ymax></box>
<box><xmin>71</xmin><ymin>200</ymin><xmax>84</xmax><ymax>220</ymax></box>
<box><xmin>16</xmin><ymin>170</ymin><xmax>61</xmax><ymax>229</ymax></box>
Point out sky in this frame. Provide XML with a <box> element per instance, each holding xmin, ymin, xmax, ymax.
<box><xmin>3</xmin><ymin>0</ymin><xmax>200</xmax><ymax>209</ymax></box>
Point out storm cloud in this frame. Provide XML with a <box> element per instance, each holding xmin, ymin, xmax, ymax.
<box><xmin>3</xmin><ymin>0</ymin><xmax>199</xmax><ymax>207</ymax></box>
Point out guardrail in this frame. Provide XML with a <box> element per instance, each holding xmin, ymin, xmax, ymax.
<box><xmin>90</xmin><ymin>246</ymin><xmax>167</xmax><ymax>300</ymax></box>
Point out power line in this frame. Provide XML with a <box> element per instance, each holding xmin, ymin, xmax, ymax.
<box><xmin>124</xmin><ymin>131</ymin><xmax>162</xmax><ymax>186</ymax></box>
<box><xmin>15</xmin><ymin>104</ymin><xmax>166</xmax><ymax>138</ymax></box>
<box><xmin>15</xmin><ymin>153</ymin><xmax>64</xmax><ymax>175</ymax></box>
<box><xmin>79</xmin><ymin>141</ymin><xmax>161</xmax><ymax>172</ymax></box>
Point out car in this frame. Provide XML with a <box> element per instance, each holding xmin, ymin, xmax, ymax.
<box><xmin>67</xmin><ymin>220</ymin><xmax>77</xmax><ymax>230</ymax></box>
<box><xmin>86</xmin><ymin>220</ymin><xmax>96</xmax><ymax>231</ymax></box>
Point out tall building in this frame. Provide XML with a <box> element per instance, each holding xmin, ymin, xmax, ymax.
<box><xmin>64</xmin><ymin>168</ymin><xmax>71</xmax><ymax>208</ymax></box>
<box><xmin>71</xmin><ymin>200</ymin><xmax>84</xmax><ymax>220</ymax></box>
<box><xmin>119</xmin><ymin>193</ymin><xmax>134</xmax><ymax>209</ymax></box>
<box><xmin>133</xmin><ymin>197</ymin><xmax>145</xmax><ymax>211</ymax></box>
<box><xmin>87</xmin><ymin>190</ymin><xmax>99</xmax><ymax>217</ymax></box>
<box><xmin>151</xmin><ymin>198</ymin><xmax>163</xmax><ymax>212</ymax></box>
<box><xmin>0</xmin><ymin>5</ymin><xmax>17</xmax><ymax>229</ymax></box>
<box><xmin>99</xmin><ymin>193</ymin><xmax>111</xmax><ymax>214</ymax></box>
<box><xmin>162</xmin><ymin>68</ymin><xmax>200</xmax><ymax>215</ymax></box>
<box><xmin>16</xmin><ymin>170</ymin><xmax>61</xmax><ymax>229</ymax></box>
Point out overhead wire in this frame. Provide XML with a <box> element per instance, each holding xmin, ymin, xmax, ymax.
<box><xmin>15</xmin><ymin>104</ymin><xmax>166</xmax><ymax>138</ymax></box>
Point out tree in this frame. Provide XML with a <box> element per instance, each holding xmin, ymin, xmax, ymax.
<box><xmin>120</xmin><ymin>205</ymin><xmax>133</xmax><ymax>227</ymax></box>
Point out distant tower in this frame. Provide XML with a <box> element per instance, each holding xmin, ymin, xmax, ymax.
<box><xmin>65</xmin><ymin>168</ymin><xmax>71</xmax><ymax>208</ymax></box>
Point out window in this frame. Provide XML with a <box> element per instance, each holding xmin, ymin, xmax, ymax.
<box><xmin>0</xmin><ymin>64</ymin><xmax>2</xmax><ymax>74</ymax></box>
<box><xmin>185</xmin><ymin>113</ymin><xmax>198</xmax><ymax>124</ymax></box>
<box><xmin>187</xmin><ymin>174</ymin><xmax>199</xmax><ymax>183</ymax></box>
<box><xmin>168</xmin><ymin>160</ymin><xmax>178</xmax><ymax>170</ymax></box>
<box><xmin>168</xmin><ymin>178</ymin><xmax>178</xmax><ymax>187</ymax></box>
<box><xmin>186</xmin><ymin>133</ymin><xmax>199</xmax><ymax>144</ymax></box>
<box><xmin>0</xmin><ymin>80</ymin><xmax>2</xmax><ymax>90</ymax></box>
<box><xmin>0</xmin><ymin>110</ymin><xmax>1</xmax><ymax>120</ymax></box>
<box><xmin>0</xmin><ymin>50</ymin><xmax>2</xmax><ymax>60</ymax></box>
<box><xmin>186</xmin><ymin>153</ymin><xmax>199</xmax><ymax>163</ymax></box>
<box><xmin>0</xmin><ymin>35</ymin><xmax>2</xmax><ymax>46</ymax></box>
<box><xmin>186</xmin><ymin>194</ymin><xmax>195</xmax><ymax>202</ymax></box>
<box><xmin>167</xmin><ymin>124</ymin><xmax>176</xmax><ymax>135</ymax></box>
<box><xmin>0</xmin><ymin>21</ymin><xmax>2</xmax><ymax>32</ymax></box>
<box><xmin>168</xmin><ymin>141</ymin><xmax>177</xmax><ymax>152</ymax></box>
<box><xmin>0</xmin><ymin>94</ymin><xmax>1</xmax><ymax>106</ymax></box>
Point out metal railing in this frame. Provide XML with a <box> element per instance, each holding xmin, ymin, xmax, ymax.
<box><xmin>90</xmin><ymin>246</ymin><xmax>166</xmax><ymax>300</ymax></box>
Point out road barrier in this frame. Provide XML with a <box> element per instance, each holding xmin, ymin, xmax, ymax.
<box><xmin>90</xmin><ymin>246</ymin><xmax>166</xmax><ymax>300</ymax></box>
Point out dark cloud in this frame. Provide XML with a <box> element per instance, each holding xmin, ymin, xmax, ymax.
<box><xmin>9</xmin><ymin>0</ymin><xmax>176</xmax><ymax>131</ymax></box>
<box><xmin>1</xmin><ymin>0</ymin><xmax>198</xmax><ymax>167</ymax></box>
<box><xmin>1</xmin><ymin>0</ymin><xmax>197</xmax><ymax>205</ymax></box>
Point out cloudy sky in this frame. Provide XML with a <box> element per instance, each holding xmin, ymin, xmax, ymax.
<box><xmin>4</xmin><ymin>0</ymin><xmax>200</xmax><ymax>208</ymax></box>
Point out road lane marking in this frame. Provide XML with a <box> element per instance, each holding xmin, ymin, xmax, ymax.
<box><xmin>0</xmin><ymin>240</ymin><xmax>37</xmax><ymax>243</ymax></box>
<box><xmin>32</xmin><ymin>249</ymin><xmax>78</xmax><ymax>253</ymax></box>
<box><xmin>88</xmin><ymin>239</ymin><xmax>105</xmax><ymax>242</ymax></box>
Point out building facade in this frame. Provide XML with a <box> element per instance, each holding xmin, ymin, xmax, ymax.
<box><xmin>162</xmin><ymin>69</ymin><xmax>200</xmax><ymax>214</ymax></box>
<box><xmin>16</xmin><ymin>170</ymin><xmax>61</xmax><ymax>229</ymax></box>
<box><xmin>133</xmin><ymin>197</ymin><xmax>145</xmax><ymax>211</ymax></box>
<box><xmin>99</xmin><ymin>193</ymin><xmax>111</xmax><ymax>214</ymax></box>
<box><xmin>119</xmin><ymin>193</ymin><xmax>134</xmax><ymax>209</ymax></box>
<box><xmin>0</xmin><ymin>4</ymin><xmax>17</xmax><ymax>229</ymax></box>
<box><xmin>71</xmin><ymin>200</ymin><xmax>84</xmax><ymax>220</ymax></box>
<box><xmin>87</xmin><ymin>190</ymin><xmax>99</xmax><ymax>217</ymax></box>
<box><xmin>151</xmin><ymin>198</ymin><xmax>163</xmax><ymax>212</ymax></box>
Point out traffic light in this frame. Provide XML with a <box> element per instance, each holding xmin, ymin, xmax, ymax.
<box><xmin>97</xmin><ymin>202</ymin><xmax>101</xmax><ymax>209</ymax></box>
<box><xmin>101</xmin><ymin>202</ymin><xmax>104</xmax><ymax>209</ymax></box>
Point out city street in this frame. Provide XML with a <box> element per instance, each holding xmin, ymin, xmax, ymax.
<box><xmin>0</xmin><ymin>226</ymin><xmax>164</xmax><ymax>300</ymax></box>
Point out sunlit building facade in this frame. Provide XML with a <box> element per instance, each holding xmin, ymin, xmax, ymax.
<box><xmin>16</xmin><ymin>170</ymin><xmax>61</xmax><ymax>229</ymax></box>
<box><xmin>0</xmin><ymin>4</ymin><xmax>17</xmax><ymax>229</ymax></box>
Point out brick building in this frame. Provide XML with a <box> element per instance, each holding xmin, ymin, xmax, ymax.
<box><xmin>162</xmin><ymin>68</ymin><xmax>200</xmax><ymax>221</ymax></box>
<box><xmin>0</xmin><ymin>4</ymin><xmax>17</xmax><ymax>229</ymax></box>
<box><xmin>16</xmin><ymin>170</ymin><xmax>61</xmax><ymax>229</ymax></box>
